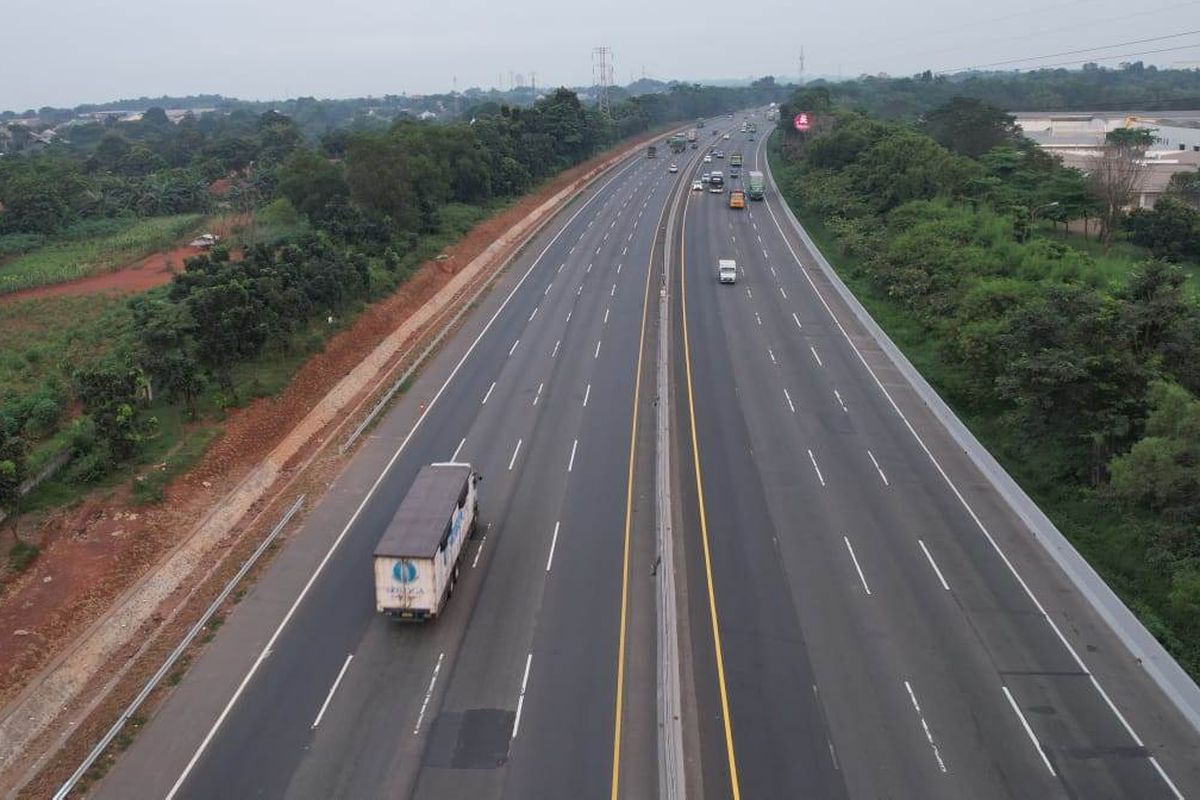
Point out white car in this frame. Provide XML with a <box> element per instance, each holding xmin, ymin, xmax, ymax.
<box><xmin>669</xmin><ymin>164</ymin><xmax>679</xmax><ymax>173</ymax></box>
<box><xmin>703</xmin><ymin>155</ymin><xmax>712</xmax><ymax>163</ymax></box>
<box><xmin>701</xmin><ymin>172</ymin><xmax>710</xmax><ymax>183</ymax></box>
<box><xmin>709</xmin><ymin>184</ymin><xmax>724</xmax><ymax>194</ymax></box>
<box><xmin>723</xmin><ymin>134</ymin><xmax>731</xmax><ymax>139</ymax></box>
<box><xmin>718</xmin><ymin>259</ymin><xmax>737</xmax><ymax>284</ymax></box>
<box><xmin>691</xmin><ymin>180</ymin><xmax>704</xmax><ymax>191</ymax></box>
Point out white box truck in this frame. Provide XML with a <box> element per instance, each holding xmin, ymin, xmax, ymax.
<box><xmin>719</xmin><ymin>259</ymin><xmax>737</xmax><ymax>284</ymax></box>
<box><xmin>374</xmin><ymin>462</ymin><xmax>480</xmax><ymax>621</ymax></box>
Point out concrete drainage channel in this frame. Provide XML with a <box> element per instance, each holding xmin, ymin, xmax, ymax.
<box><xmin>51</xmin><ymin>496</ymin><xmax>306</xmax><ymax>800</ymax></box>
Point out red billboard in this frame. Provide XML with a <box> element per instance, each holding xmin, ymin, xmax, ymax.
<box><xmin>794</xmin><ymin>112</ymin><xmax>811</xmax><ymax>132</ymax></box>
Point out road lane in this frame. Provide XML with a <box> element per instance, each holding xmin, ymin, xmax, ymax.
<box><xmin>95</xmin><ymin>138</ymin><xmax>682</xmax><ymax>800</ymax></box>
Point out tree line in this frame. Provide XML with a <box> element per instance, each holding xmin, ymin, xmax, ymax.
<box><xmin>773</xmin><ymin>94</ymin><xmax>1200</xmax><ymax>669</ymax></box>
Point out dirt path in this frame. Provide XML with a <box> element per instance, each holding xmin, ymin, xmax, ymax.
<box><xmin>0</xmin><ymin>128</ymin><xmax>674</xmax><ymax>796</ymax></box>
<box><xmin>0</xmin><ymin>247</ymin><xmax>200</xmax><ymax>303</ymax></box>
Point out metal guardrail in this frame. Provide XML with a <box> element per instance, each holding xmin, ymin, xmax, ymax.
<box><xmin>53</xmin><ymin>495</ymin><xmax>306</xmax><ymax>800</ymax></box>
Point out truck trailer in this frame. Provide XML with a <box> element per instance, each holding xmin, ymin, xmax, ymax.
<box><xmin>373</xmin><ymin>463</ymin><xmax>480</xmax><ymax>621</ymax></box>
<box><xmin>747</xmin><ymin>171</ymin><xmax>765</xmax><ymax>200</ymax></box>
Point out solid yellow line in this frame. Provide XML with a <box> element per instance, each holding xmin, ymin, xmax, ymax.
<box><xmin>611</xmin><ymin>168</ymin><xmax>672</xmax><ymax>800</ymax></box>
<box><xmin>679</xmin><ymin>183</ymin><xmax>743</xmax><ymax>798</ymax></box>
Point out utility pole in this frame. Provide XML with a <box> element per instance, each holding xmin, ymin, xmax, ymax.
<box><xmin>592</xmin><ymin>46</ymin><xmax>613</xmax><ymax>117</ymax></box>
<box><xmin>798</xmin><ymin>45</ymin><xmax>806</xmax><ymax>85</ymax></box>
<box><xmin>530</xmin><ymin>71</ymin><xmax>536</xmax><ymax>97</ymax></box>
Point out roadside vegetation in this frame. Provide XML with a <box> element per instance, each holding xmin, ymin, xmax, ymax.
<box><xmin>0</xmin><ymin>82</ymin><xmax>785</xmax><ymax>578</ymax></box>
<box><xmin>770</xmin><ymin>82</ymin><xmax>1200</xmax><ymax>676</ymax></box>
<box><xmin>0</xmin><ymin>214</ymin><xmax>204</xmax><ymax>294</ymax></box>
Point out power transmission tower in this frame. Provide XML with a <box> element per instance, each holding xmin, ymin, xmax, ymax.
<box><xmin>799</xmin><ymin>45</ymin><xmax>806</xmax><ymax>84</ymax></box>
<box><xmin>593</xmin><ymin>46</ymin><xmax>613</xmax><ymax>117</ymax></box>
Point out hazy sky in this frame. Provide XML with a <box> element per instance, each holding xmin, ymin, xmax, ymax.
<box><xmin>3</xmin><ymin>0</ymin><xmax>1198</xmax><ymax>111</ymax></box>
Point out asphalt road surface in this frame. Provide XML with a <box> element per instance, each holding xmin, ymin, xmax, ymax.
<box><xmin>673</xmin><ymin>122</ymin><xmax>1200</xmax><ymax>799</ymax></box>
<box><xmin>93</xmin><ymin>114</ymin><xmax>1200</xmax><ymax>800</ymax></box>
<box><xmin>95</xmin><ymin>124</ymin><xmax>720</xmax><ymax>800</ymax></box>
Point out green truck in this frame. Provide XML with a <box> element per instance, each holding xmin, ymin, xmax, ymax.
<box><xmin>668</xmin><ymin>134</ymin><xmax>687</xmax><ymax>154</ymax></box>
<box><xmin>747</xmin><ymin>171</ymin><xmax>765</xmax><ymax>200</ymax></box>
<box><xmin>730</xmin><ymin>153</ymin><xmax>743</xmax><ymax>167</ymax></box>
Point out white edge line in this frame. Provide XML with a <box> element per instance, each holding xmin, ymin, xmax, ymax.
<box><xmin>161</xmin><ymin>150</ymin><xmax>647</xmax><ymax>800</ymax></box>
<box><xmin>867</xmin><ymin>449</ymin><xmax>890</xmax><ymax>487</ymax></box>
<box><xmin>311</xmin><ymin>654</ymin><xmax>353</xmax><ymax>729</ymax></box>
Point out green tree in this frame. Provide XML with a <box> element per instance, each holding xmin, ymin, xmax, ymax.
<box><xmin>0</xmin><ymin>433</ymin><xmax>29</xmax><ymax>533</ymax></box>
<box><xmin>922</xmin><ymin>97</ymin><xmax>1020</xmax><ymax>158</ymax></box>
<box><xmin>278</xmin><ymin>148</ymin><xmax>350</xmax><ymax>220</ymax></box>
<box><xmin>1109</xmin><ymin>381</ymin><xmax>1200</xmax><ymax>518</ymax></box>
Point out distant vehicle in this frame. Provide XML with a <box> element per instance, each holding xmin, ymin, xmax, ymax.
<box><xmin>692</xmin><ymin>180</ymin><xmax>704</xmax><ymax>191</ymax></box>
<box><xmin>709</xmin><ymin>171</ymin><xmax>724</xmax><ymax>190</ymax></box>
<box><xmin>668</xmin><ymin>134</ymin><xmax>688</xmax><ymax>153</ymax></box>
<box><xmin>748</xmin><ymin>135</ymin><xmax>755</xmax><ymax>141</ymax></box>
<box><xmin>730</xmin><ymin>169</ymin><xmax>740</xmax><ymax>179</ymax></box>
<box><xmin>687</xmin><ymin>129</ymin><xmax>698</xmax><ymax>146</ymax></box>
<box><xmin>729</xmin><ymin>191</ymin><xmax>746</xmax><ymax>209</ymax></box>
<box><xmin>189</xmin><ymin>233</ymin><xmax>220</xmax><ymax>249</ymax></box>
<box><xmin>647</xmin><ymin>145</ymin><xmax>657</xmax><ymax>159</ymax></box>
<box><xmin>730</xmin><ymin>153</ymin><xmax>743</xmax><ymax>167</ymax></box>
<box><xmin>703</xmin><ymin>155</ymin><xmax>712</xmax><ymax>163</ymax></box>
<box><xmin>718</xmin><ymin>259</ymin><xmax>738</xmax><ymax>283</ymax></box>
<box><xmin>374</xmin><ymin>463</ymin><xmax>480</xmax><ymax>621</ymax></box>
<box><xmin>747</xmin><ymin>171</ymin><xmax>765</xmax><ymax>200</ymax></box>
<box><xmin>723</xmin><ymin>134</ymin><xmax>731</xmax><ymax>139</ymax></box>
<box><xmin>697</xmin><ymin>118</ymin><xmax>706</xmax><ymax>129</ymax></box>
<box><xmin>715</xmin><ymin>151</ymin><xmax>725</xmax><ymax>159</ymax></box>
<box><xmin>669</xmin><ymin>164</ymin><xmax>679</xmax><ymax>173</ymax></box>
<box><xmin>701</xmin><ymin>172</ymin><xmax>711</xmax><ymax>183</ymax></box>
<box><xmin>712</xmin><ymin>130</ymin><xmax>719</xmax><ymax>136</ymax></box>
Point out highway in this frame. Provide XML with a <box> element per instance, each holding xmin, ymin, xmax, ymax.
<box><xmin>674</xmin><ymin>121</ymin><xmax>1200</xmax><ymax>798</ymax></box>
<box><xmin>90</xmin><ymin>113</ymin><xmax>1200</xmax><ymax>800</ymax></box>
<box><xmin>95</xmin><ymin>126</ymin><xmax>711</xmax><ymax>800</ymax></box>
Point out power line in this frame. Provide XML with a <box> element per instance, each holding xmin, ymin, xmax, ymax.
<box><xmin>941</xmin><ymin>28</ymin><xmax>1200</xmax><ymax>73</ymax></box>
<box><xmin>870</xmin><ymin>0</ymin><xmax>1200</xmax><ymax>70</ymax></box>
<box><xmin>1017</xmin><ymin>41</ymin><xmax>1200</xmax><ymax>71</ymax></box>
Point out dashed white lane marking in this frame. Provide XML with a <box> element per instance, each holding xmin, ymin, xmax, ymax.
<box><xmin>583</xmin><ymin>383</ymin><xmax>591</xmax><ymax>407</ymax></box>
<box><xmin>604</xmin><ymin>307</ymin><xmax>610</xmax><ymax>324</ymax></box>
<box><xmin>533</xmin><ymin>382</ymin><xmax>543</xmax><ymax>406</ymax></box>
<box><xmin>905</xmin><ymin>680</ymin><xmax>947</xmax><ymax>773</ymax></box>
<box><xmin>622</xmin><ymin>246</ymin><xmax>628</xmax><ymax>256</ymax></box>
<box><xmin>472</xmin><ymin>531</ymin><xmax>488</xmax><ymax>568</ymax></box>
<box><xmin>545</xmin><ymin>283</ymin><xmax>552</xmax><ymax>296</ymax></box>
<box><xmin>312</xmin><ymin>654</ymin><xmax>354</xmax><ymax>729</ymax></box>
<box><xmin>587</xmin><ymin>262</ymin><xmax>593</xmax><ymax>273</ymax></box>
<box><xmin>755</xmin><ymin>312</ymin><xmax>762</xmax><ymax>326</ymax></box>
<box><xmin>594</xmin><ymin>340</ymin><xmax>602</xmax><ymax>359</ymax></box>
<box><xmin>763</xmin><ymin>248</ymin><xmax>769</xmax><ymax>258</ymax></box>
<box><xmin>617</xmin><ymin>263</ymin><xmax>622</xmax><ymax>274</ymax></box>
<box><xmin>558</xmin><ymin>263</ymin><xmax>564</xmax><ymax>274</ymax></box>
<box><xmin>568</xmin><ymin>438</ymin><xmax>579</xmax><ymax>472</ymax></box>
<box><xmin>918</xmin><ymin>540</ymin><xmax>951</xmax><ymax>591</ymax></box>
<box><xmin>867</xmin><ymin>449</ymin><xmax>889</xmax><ymax>486</ymax></box>
<box><xmin>512</xmin><ymin>653</ymin><xmax>533</xmax><ymax>739</ymax></box>
<box><xmin>482</xmin><ymin>381</ymin><xmax>496</xmax><ymax>404</ymax></box>
<box><xmin>793</xmin><ymin>312</ymin><xmax>802</xmax><ymax>329</ymax></box>
<box><xmin>508</xmin><ymin>438</ymin><xmax>522</xmax><ymax>470</ymax></box>
<box><xmin>807</xmin><ymin>448</ymin><xmax>826</xmax><ymax>487</ymax></box>
<box><xmin>843</xmin><ymin>536</ymin><xmax>871</xmax><ymax>595</ymax></box>
<box><xmin>546</xmin><ymin>521</ymin><xmax>561</xmax><ymax>571</ymax></box>
<box><xmin>809</xmin><ymin>345</ymin><xmax>823</xmax><ymax>367</ymax></box>
<box><xmin>552</xmin><ymin>340</ymin><xmax>560</xmax><ymax>358</ymax></box>
<box><xmin>596</xmin><ymin>245</ymin><xmax>602</xmax><ymax>255</ymax></box>
<box><xmin>528</xmin><ymin>307</ymin><xmax>538</xmax><ymax>323</ymax></box>
<box><xmin>509</xmin><ymin>339</ymin><xmax>520</xmax><ymax>356</ymax></box>
<box><xmin>784</xmin><ymin>388</ymin><xmax>796</xmax><ymax>413</ymax></box>
<box><xmin>768</xmin><ymin>348</ymin><xmax>777</xmax><ymax>365</ymax></box>
<box><xmin>611</xmin><ymin>283</ymin><xmax>617</xmax><ymax>297</ymax></box>
<box><xmin>411</xmin><ymin>652</ymin><xmax>446</xmax><ymax>735</ymax></box>
<box><xmin>452</xmin><ymin>437</ymin><xmax>466</xmax><ymax>461</ymax></box>
<box><xmin>746</xmin><ymin>288</ymin><xmax>753</xmax><ymax>299</ymax></box>
<box><xmin>834</xmin><ymin>388</ymin><xmax>848</xmax><ymax>413</ymax></box>
<box><xmin>779</xmin><ymin>286</ymin><xmax>788</xmax><ymax>300</ymax></box>
<box><xmin>1003</xmin><ymin>686</ymin><xmax>1056</xmax><ymax>776</ymax></box>
<box><xmin>770</xmin><ymin>266</ymin><xmax>777</xmax><ymax>278</ymax></box>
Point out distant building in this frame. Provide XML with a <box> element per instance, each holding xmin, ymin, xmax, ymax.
<box><xmin>1015</xmin><ymin>111</ymin><xmax>1200</xmax><ymax>208</ymax></box>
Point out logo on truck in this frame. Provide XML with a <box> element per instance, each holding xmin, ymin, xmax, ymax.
<box><xmin>392</xmin><ymin>559</ymin><xmax>418</xmax><ymax>584</ymax></box>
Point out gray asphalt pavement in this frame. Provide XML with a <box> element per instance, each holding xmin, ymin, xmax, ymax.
<box><xmin>95</xmin><ymin>129</ymin><xmax>704</xmax><ymax>800</ymax></box>
<box><xmin>673</xmin><ymin>120</ymin><xmax>1200</xmax><ymax>799</ymax></box>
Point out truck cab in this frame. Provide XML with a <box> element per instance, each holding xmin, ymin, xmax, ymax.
<box><xmin>718</xmin><ymin>259</ymin><xmax>737</xmax><ymax>284</ymax></box>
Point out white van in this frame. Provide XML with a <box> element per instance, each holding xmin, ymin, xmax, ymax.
<box><xmin>718</xmin><ymin>259</ymin><xmax>737</xmax><ymax>284</ymax></box>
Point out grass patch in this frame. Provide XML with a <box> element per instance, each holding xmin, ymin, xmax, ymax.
<box><xmin>0</xmin><ymin>214</ymin><xmax>204</xmax><ymax>296</ymax></box>
<box><xmin>7</xmin><ymin>540</ymin><xmax>39</xmax><ymax>573</ymax></box>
